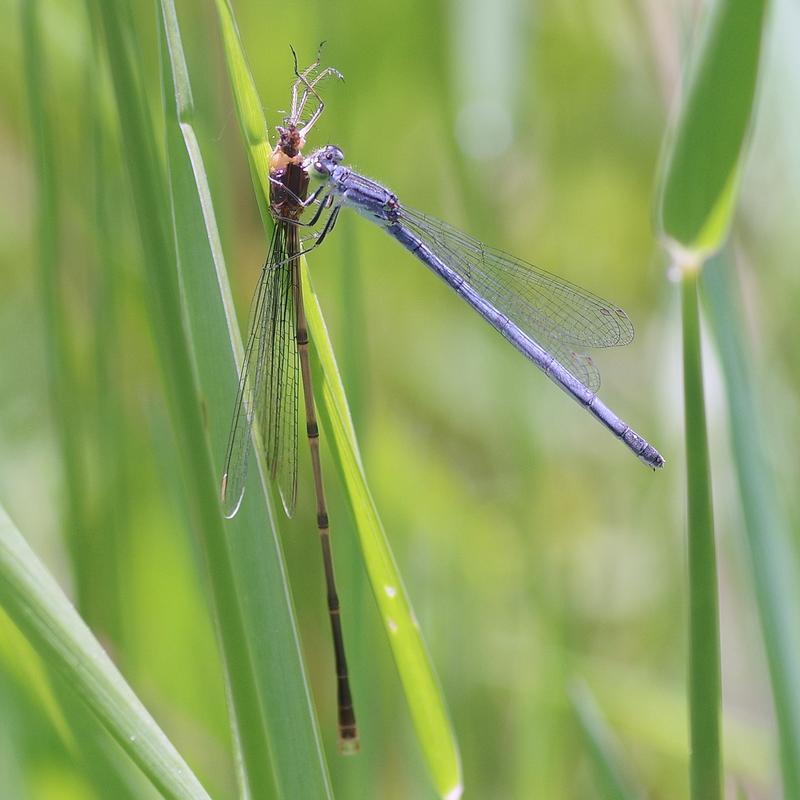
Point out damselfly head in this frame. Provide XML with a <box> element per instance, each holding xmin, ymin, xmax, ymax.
<box><xmin>275</xmin><ymin>124</ymin><xmax>305</xmax><ymax>157</ymax></box>
<box><xmin>306</xmin><ymin>144</ymin><xmax>344</xmax><ymax>178</ymax></box>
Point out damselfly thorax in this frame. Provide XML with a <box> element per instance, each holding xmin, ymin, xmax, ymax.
<box><xmin>269</xmin><ymin>125</ymin><xmax>309</xmax><ymax>221</ymax></box>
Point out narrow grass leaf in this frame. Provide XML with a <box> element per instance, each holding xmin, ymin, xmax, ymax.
<box><xmin>304</xmin><ymin>266</ymin><xmax>462</xmax><ymax>799</ymax></box>
<box><xmin>91</xmin><ymin>2</ymin><xmax>280</xmax><ymax>796</ymax></box>
<box><xmin>210</xmin><ymin>4</ymin><xmax>462</xmax><ymax>795</ymax></box>
<box><xmin>658</xmin><ymin>0</ymin><xmax>768</xmax><ymax>258</ymax></box>
<box><xmin>681</xmin><ymin>267</ymin><xmax>722</xmax><ymax>800</ymax></box>
<box><xmin>159</xmin><ymin>2</ymin><xmax>334</xmax><ymax>796</ymax></box>
<box><xmin>0</xmin><ymin>503</ymin><xmax>211</xmax><ymax>800</ymax></box>
<box><xmin>703</xmin><ymin>253</ymin><xmax>800</xmax><ymax>797</ymax></box>
<box><xmin>569</xmin><ymin>680</ymin><xmax>643</xmax><ymax>800</ymax></box>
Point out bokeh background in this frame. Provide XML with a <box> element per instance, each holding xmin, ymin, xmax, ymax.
<box><xmin>2</xmin><ymin>0</ymin><xmax>799</xmax><ymax>797</ymax></box>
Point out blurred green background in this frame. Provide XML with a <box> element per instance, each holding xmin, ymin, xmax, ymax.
<box><xmin>2</xmin><ymin>0</ymin><xmax>799</xmax><ymax>797</ymax></box>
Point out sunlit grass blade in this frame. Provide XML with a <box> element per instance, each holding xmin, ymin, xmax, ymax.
<box><xmin>158</xmin><ymin>1</ymin><xmax>334</xmax><ymax>796</ymax></box>
<box><xmin>0</xmin><ymin>503</ymin><xmax>211</xmax><ymax>800</ymax></box>
<box><xmin>655</xmin><ymin>3</ymin><xmax>771</xmax><ymax>798</ymax></box>
<box><xmin>702</xmin><ymin>252</ymin><xmax>800</xmax><ymax>796</ymax></box>
<box><xmin>304</xmin><ymin>266</ymin><xmax>462</xmax><ymax>798</ymax></box>
<box><xmin>90</xmin><ymin>2</ymin><xmax>281</xmax><ymax>796</ymax></box>
<box><xmin>569</xmin><ymin>680</ymin><xmax>642</xmax><ymax>800</ymax></box>
<box><xmin>210</xmin><ymin>3</ymin><xmax>462</xmax><ymax>795</ymax></box>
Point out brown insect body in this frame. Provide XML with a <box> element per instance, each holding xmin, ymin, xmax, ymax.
<box><xmin>224</xmin><ymin>54</ymin><xmax>359</xmax><ymax>753</ymax></box>
<box><xmin>269</xmin><ymin>124</ymin><xmax>309</xmax><ymax>221</ymax></box>
<box><xmin>268</xmin><ymin>119</ymin><xmax>360</xmax><ymax>753</ymax></box>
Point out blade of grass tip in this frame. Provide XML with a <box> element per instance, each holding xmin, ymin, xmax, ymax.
<box><xmin>159</xmin><ymin>2</ymin><xmax>334</xmax><ymax>797</ymax></box>
<box><xmin>303</xmin><ymin>266</ymin><xmax>463</xmax><ymax>800</ymax></box>
<box><xmin>658</xmin><ymin>0</ymin><xmax>768</xmax><ymax>258</ymax></box>
<box><xmin>21</xmin><ymin>0</ymin><xmax>91</xmax><ymax>614</ymax></box>
<box><xmin>568</xmin><ymin>680</ymin><xmax>643</xmax><ymax>800</ymax></box>
<box><xmin>89</xmin><ymin>2</ymin><xmax>279</xmax><ymax>797</ymax></box>
<box><xmin>656</xmin><ymin>3</ymin><xmax>769</xmax><ymax>798</ymax></box>
<box><xmin>209</xmin><ymin>5</ymin><xmax>462</xmax><ymax>794</ymax></box>
<box><xmin>702</xmin><ymin>252</ymin><xmax>800</xmax><ymax>796</ymax></box>
<box><xmin>0</xmin><ymin>502</ymin><xmax>211</xmax><ymax>800</ymax></box>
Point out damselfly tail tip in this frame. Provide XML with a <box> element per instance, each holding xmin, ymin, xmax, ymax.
<box><xmin>623</xmin><ymin>430</ymin><xmax>665</xmax><ymax>470</ymax></box>
<box><xmin>338</xmin><ymin>732</ymin><xmax>360</xmax><ymax>756</ymax></box>
<box><xmin>642</xmin><ymin>445</ymin><xmax>665</xmax><ymax>470</ymax></box>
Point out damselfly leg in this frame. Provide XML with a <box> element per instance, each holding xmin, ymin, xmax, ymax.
<box><xmin>288</xmin><ymin>43</ymin><xmax>343</xmax><ymax>135</ymax></box>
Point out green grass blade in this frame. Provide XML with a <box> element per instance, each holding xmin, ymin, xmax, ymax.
<box><xmin>0</xmin><ymin>502</ymin><xmax>211</xmax><ymax>800</ymax></box>
<box><xmin>655</xmin><ymin>3</ymin><xmax>772</xmax><ymax>797</ymax></box>
<box><xmin>1</xmin><ymin>618</ymin><xmax>156</xmax><ymax>800</ymax></box>
<box><xmin>657</xmin><ymin>0</ymin><xmax>768</xmax><ymax>258</ymax></box>
<box><xmin>303</xmin><ymin>267</ymin><xmax>463</xmax><ymax>799</ymax></box>
<box><xmin>21</xmin><ymin>0</ymin><xmax>90</xmax><ymax>613</ymax></box>
<box><xmin>158</xmin><ymin>2</ymin><xmax>334</xmax><ymax>796</ymax></box>
<box><xmin>210</xmin><ymin>5</ymin><xmax>462</xmax><ymax>795</ymax></box>
<box><xmin>85</xmin><ymin>6</ymin><xmax>128</xmax><ymax>649</ymax></box>
<box><xmin>91</xmin><ymin>2</ymin><xmax>282</xmax><ymax>796</ymax></box>
<box><xmin>681</xmin><ymin>266</ymin><xmax>722</xmax><ymax>800</ymax></box>
<box><xmin>703</xmin><ymin>253</ymin><xmax>800</xmax><ymax>796</ymax></box>
<box><xmin>213</xmin><ymin>0</ymin><xmax>272</xmax><ymax>228</ymax></box>
<box><xmin>568</xmin><ymin>680</ymin><xmax>642</xmax><ymax>800</ymax></box>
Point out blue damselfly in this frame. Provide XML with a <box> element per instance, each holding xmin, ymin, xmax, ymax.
<box><xmin>298</xmin><ymin>144</ymin><xmax>665</xmax><ymax>469</ymax></box>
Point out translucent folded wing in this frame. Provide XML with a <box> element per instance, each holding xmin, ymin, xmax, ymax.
<box><xmin>399</xmin><ymin>207</ymin><xmax>634</xmax><ymax>351</ymax></box>
<box><xmin>221</xmin><ymin>225</ymin><xmax>299</xmax><ymax>519</ymax></box>
<box><xmin>537</xmin><ymin>334</ymin><xmax>602</xmax><ymax>393</ymax></box>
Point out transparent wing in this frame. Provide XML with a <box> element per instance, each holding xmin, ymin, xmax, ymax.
<box><xmin>537</xmin><ymin>334</ymin><xmax>601</xmax><ymax>393</ymax></box>
<box><xmin>399</xmin><ymin>207</ymin><xmax>634</xmax><ymax>351</ymax></box>
<box><xmin>221</xmin><ymin>225</ymin><xmax>298</xmax><ymax>519</ymax></box>
<box><xmin>261</xmin><ymin>227</ymin><xmax>299</xmax><ymax>517</ymax></box>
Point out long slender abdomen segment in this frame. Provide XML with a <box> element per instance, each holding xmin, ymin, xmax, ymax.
<box><xmin>385</xmin><ymin>223</ymin><xmax>665</xmax><ymax>469</ymax></box>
